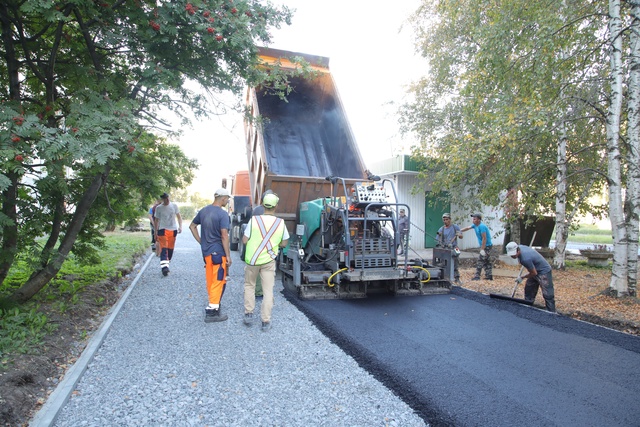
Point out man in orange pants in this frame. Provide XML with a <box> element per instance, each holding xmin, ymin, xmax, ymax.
<box><xmin>189</xmin><ymin>188</ymin><xmax>232</xmax><ymax>323</ymax></box>
<box><xmin>154</xmin><ymin>193</ymin><xmax>182</xmax><ymax>276</ymax></box>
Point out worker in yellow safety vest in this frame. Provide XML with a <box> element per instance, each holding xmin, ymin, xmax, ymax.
<box><xmin>241</xmin><ymin>192</ymin><xmax>289</xmax><ymax>332</ymax></box>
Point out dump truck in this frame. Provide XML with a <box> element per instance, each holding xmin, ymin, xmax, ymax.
<box><xmin>242</xmin><ymin>47</ymin><xmax>452</xmax><ymax>299</ymax></box>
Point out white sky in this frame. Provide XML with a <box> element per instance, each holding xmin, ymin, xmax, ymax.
<box><xmin>178</xmin><ymin>0</ymin><xmax>427</xmax><ymax>196</ymax></box>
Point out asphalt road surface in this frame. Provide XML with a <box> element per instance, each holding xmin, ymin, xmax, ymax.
<box><xmin>288</xmin><ymin>286</ymin><xmax>640</xmax><ymax>427</ymax></box>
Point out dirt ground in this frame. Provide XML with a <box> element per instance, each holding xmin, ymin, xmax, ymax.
<box><xmin>1</xmin><ymin>255</ymin><xmax>639</xmax><ymax>426</ymax></box>
<box><xmin>0</xmin><ymin>269</ymin><xmax>132</xmax><ymax>427</ymax></box>
<box><xmin>456</xmin><ymin>257</ymin><xmax>640</xmax><ymax>335</ymax></box>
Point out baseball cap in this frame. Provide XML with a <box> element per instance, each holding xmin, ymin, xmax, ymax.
<box><xmin>506</xmin><ymin>241</ymin><xmax>519</xmax><ymax>256</ymax></box>
<box><xmin>470</xmin><ymin>212</ymin><xmax>483</xmax><ymax>219</ymax></box>
<box><xmin>263</xmin><ymin>193</ymin><xmax>279</xmax><ymax>208</ymax></box>
<box><xmin>214</xmin><ymin>188</ymin><xmax>230</xmax><ymax>198</ymax></box>
<box><xmin>442</xmin><ymin>213</ymin><xmax>451</xmax><ymax>219</ymax></box>
<box><xmin>160</xmin><ymin>192</ymin><xmax>169</xmax><ymax>199</ymax></box>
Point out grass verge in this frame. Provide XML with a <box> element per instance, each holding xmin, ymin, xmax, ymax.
<box><xmin>0</xmin><ymin>231</ymin><xmax>148</xmax><ymax>364</ymax></box>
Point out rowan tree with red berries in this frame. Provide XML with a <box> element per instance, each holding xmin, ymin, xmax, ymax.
<box><xmin>0</xmin><ymin>0</ymin><xmax>295</xmax><ymax>302</ymax></box>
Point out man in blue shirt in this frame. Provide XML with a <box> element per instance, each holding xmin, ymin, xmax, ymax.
<box><xmin>506</xmin><ymin>242</ymin><xmax>556</xmax><ymax>312</ymax></box>
<box><xmin>461</xmin><ymin>213</ymin><xmax>493</xmax><ymax>280</ymax></box>
<box><xmin>189</xmin><ymin>188</ymin><xmax>232</xmax><ymax>323</ymax></box>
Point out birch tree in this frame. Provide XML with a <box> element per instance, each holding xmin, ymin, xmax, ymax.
<box><xmin>624</xmin><ymin>0</ymin><xmax>640</xmax><ymax>296</ymax></box>
<box><xmin>607</xmin><ymin>0</ymin><xmax>629</xmax><ymax>296</ymax></box>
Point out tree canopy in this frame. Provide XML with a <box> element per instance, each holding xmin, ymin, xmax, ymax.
<box><xmin>0</xmin><ymin>0</ymin><xmax>294</xmax><ymax>302</ymax></box>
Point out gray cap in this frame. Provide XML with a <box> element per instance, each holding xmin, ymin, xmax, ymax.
<box><xmin>470</xmin><ymin>212</ymin><xmax>483</xmax><ymax>219</ymax></box>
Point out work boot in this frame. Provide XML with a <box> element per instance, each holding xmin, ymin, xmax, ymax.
<box><xmin>162</xmin><ymin>266</ymin><xmax>169</xmax><ymax>276</ymax></box>
<box><xmin>485</xmin><ymin>276</ymin><xmax>493</xmax><ymax>281</ymax></box>
<box><xmin>471</xmin><ymin>276</ymin><xmax>480</xmax><ymax>281</ymax></box>
<box><xmin>243</xmin><ymin>312</ymin><xmax>254</xmax><ymax>326</ymax></box>
<box><xmin>261</xmin><ymin>321</ymin><xmax>271</xmax><ymax>332</ymax></box>
<box><xmin>205</xmin><ymin>308</ymin><xmax>228</xmax><ymax>323</ymax></box>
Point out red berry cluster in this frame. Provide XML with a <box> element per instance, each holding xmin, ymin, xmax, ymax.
<box><xmin>13</xmin><ymin>116</ymin><xmax>24</xmax><ymax>126</ymax></box>
<box><xmin>186</xmin><ymin>3</ymin><xmax>196</xmax><ymax>15</ymax></box>
<box><xmin>11</xmin><ymin>135</ymin><xmax>21</xmax><ymax>143</ymax></box>
<box><xmin>149</xmin><ymin>20</ymin><xmax>160</xmax><ymax>31</ymax></box>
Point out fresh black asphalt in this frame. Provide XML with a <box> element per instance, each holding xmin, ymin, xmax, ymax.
<box><xmin>287</xmin><ymin>285</ymin><xmax>640</xmax><ymax>427</ymax></box>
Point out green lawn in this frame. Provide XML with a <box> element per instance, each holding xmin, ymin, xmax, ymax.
<box><xmin>560</xmin><ymin>224</ymin><xmax>613</xmax><ymax>244</ymax></box>
<box><xmin>0</xmin><ymin>231</ymin><xmax>148</xmax><ymax>361</ymax></box>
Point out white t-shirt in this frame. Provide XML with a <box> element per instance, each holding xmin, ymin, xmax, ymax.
<box><xmin>154</xmin><ymin>202</ymin><xmax>180</xmax><ymax>230</ymax></box>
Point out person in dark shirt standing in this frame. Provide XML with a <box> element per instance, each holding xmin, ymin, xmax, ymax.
<box><xmin>189</xmin><ymin>188</ymin><xmax>232</xmax><ymax>323</ymax></box>
<box><xmin>436</xmin><ymin>213</ymin><xmax>463</xmax><ymax>283</ymax></box>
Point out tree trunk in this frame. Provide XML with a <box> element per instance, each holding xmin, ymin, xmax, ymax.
<box><xmin>626</xmin><ymin>0</ymin><xmax>640</xmax><ymax>297</ymax></box>
<box><xmin>9</xmin><ymin>166</ymin><xmax>112</xmax><ymax>303</ymax></box>
<box><xmin>554</xmin><ymin>122</ymin><xmax>568</xmax><ymax>270</ymax></box>
<box><xmin>0</xmin><ymin>6</ymin><xmax>23</xmax><ymax>287</ymax></box>
<box><xmin>0</xmin><ymin>174</ymin><xmax>19</xmax><ymax>287</ymax></box>
<box><xmin>606</xmin><ymin>0</ymin><xmax>629</xmax><ymax>296</ymax></box>
<box><xmin>37</xmin><ymin>193</ymin><xmax>65</xmax><ymax>270</ymax></box>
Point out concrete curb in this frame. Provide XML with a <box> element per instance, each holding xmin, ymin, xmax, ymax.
<box><xmin>29</xmin><ymin>253</ymin><xmax>155</xmax><ymax>427</ymax></box>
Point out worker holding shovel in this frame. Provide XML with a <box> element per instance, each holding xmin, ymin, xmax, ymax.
<box><xmin>436</xmin><ymin>213</ymin><xmax>463</xmax><ymax>284</ymax></box>
<box><xmin>506</xmin><ymin>242</ymin><xmax>556</xmax><ymax>312</ymax></box>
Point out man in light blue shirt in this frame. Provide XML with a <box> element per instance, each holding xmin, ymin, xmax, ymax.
<box><xmin>461</xmin><ymin>213</ymin><xmax>493</xmax><ymax>280</ymax></box>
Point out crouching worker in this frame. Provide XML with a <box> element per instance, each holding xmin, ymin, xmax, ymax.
<box><xmin>242</xmin><ymin>193</ymin><xmax>289</xmax><ymax>332</ymax></box>
<box><xmin>189</xmin><ymin>188</ymin><xmax>232</xmax><ymax>323</ymax></box>
<box><xmin>506</xmin><ymin>242</ymin><xmax>556</xmax><ymax>312</ymax></box>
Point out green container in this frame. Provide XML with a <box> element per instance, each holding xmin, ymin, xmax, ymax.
<box><xmin>298</xmin><ymin>198</ymin><xmax>329</xmax><ymax>247</ymax></box>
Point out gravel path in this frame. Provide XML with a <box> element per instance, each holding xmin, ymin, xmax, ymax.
<box><xmin>46</xmin><ymin>230</ymin><xmax>426</xmax><ymax>427</ymax></box>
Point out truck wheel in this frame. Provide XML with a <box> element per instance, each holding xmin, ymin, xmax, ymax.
<box><xmin>238</xmin><ymin>238</ymin><xmax>245</xmax><ymax>262</ymax></box>
<box><xmin>230</xmin><ymin>225</ymin><xmax>239</xmax><ymax>251</ymax></box>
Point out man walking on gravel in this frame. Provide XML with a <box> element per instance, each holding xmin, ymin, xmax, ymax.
<box><xmin>154</xmin><ymin>193</ymin><xmax>182</xmax><ymax>276</ymax></box>
<box><xmin>506</xmin><ymin>242</ymin><xmax>556</xmax><ymax>312</ymax></box>
<box><xmin>242</xmin><ymin>193</ymin><xmax>289</xmax><ymax>331</ymax></box>
<box><xmin>189</xmin><ymin>188</ymin><xmax>232</xmax><ymax>323</ymax></box>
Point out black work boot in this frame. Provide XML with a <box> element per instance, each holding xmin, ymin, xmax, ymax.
<box><xmin>204</xmin><ymin>308</ymin><xmax>228</xmax><ymax>323</ymax></box>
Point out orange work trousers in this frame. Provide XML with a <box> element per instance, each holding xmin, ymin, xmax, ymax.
<box><xmin>204</xmin><ymin>253</ymin><xmax>227</xmax><ymax>305</ymax></box>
